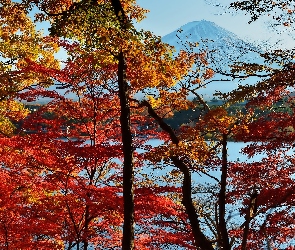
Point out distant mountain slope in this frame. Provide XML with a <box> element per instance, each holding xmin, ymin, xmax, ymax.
<box><xmin>162</xmin><ymin>20</ymin><xmax>262</xmax><ymax>65</ymax></box>
<box><xmin>162</xmin><ymin>20</ymin><xmax>263</xmax><ymax>99</ymax></box>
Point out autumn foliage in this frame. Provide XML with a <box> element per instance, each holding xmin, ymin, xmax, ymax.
<box><xmin>0</xmin><ymin>0</ymin><xmax>295</xmax><ymax>249</ymax></box>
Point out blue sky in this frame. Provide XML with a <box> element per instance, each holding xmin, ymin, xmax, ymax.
<box><xmin>135</xmin><ymin>0</ymin><xmax>295</xmax><ymax>49</ymax></box>
<box><xmin>34</xmin><ymin>0</ymin><xmax>295</xmax><ymax>49</ymax></box>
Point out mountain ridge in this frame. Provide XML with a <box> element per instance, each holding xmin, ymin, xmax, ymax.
<box><xmin>163</xmin><ymin>20</ymin><xmax>241</xmax><ymax>42</ymax></box>
<box><xmin>162</xmin><ymin>19</ymin><xmax>262</xmax><ymax>64</ymax></box>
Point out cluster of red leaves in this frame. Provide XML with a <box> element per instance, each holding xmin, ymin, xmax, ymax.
<box><xmin>226</xmin><ymin>89</ymin><xmax>295</xmax><ymax>248</ymax></box>
<box><xmin>0</xmin><ymin>36</ymin><xmax>197</xmax><ymax>249</ymax></box>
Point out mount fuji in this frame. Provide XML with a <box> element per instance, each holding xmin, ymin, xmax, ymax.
<box><xmin>161</xmin><ymin>20</ymin><xmax>263</xmax><ymax>99</ymax></box>
<box><xmin>162</xmin><ymin>20</ymin><xmax>262</xmax><ymax>66</ymax></box>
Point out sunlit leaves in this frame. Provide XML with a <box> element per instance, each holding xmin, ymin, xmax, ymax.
<box><xmin>146</xmin><ymin>133</ymin><xmax>208</xmax><ymax>167</ymax></box>
<box><xmin>200</xmin><ymin>107</ymin><xmax>237</xmax><ymax>135</ymax></box>
<box><xmin>0</xmin><ymin>0</ymin><xmax>60</xmax><ymax>137</ymax></box>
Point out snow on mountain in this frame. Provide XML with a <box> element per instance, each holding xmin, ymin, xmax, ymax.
<box><xmin>163</xmin><ymin>20</ymin><xmax>239</xmax><ymax>44</ymax></box>
<box><xmin>163</xmin><ymin>20</ymin><xmax>263</xmax><ymax>66</ymax></box>
<box><xmin>162</xmin><ymin>20</ymin><xmax>263</xmax><ymax>99</ymax></box>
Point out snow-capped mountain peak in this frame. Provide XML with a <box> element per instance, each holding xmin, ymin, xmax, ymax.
<box><xmin>162</xmin><ymin>20</ymin><xmax>263</xmax><ymax>99</ymax></box>
<box><xmin>165</xmin><ymin>20</ymin><xmax>239</xmax><ymax>42</ymax></box>
<box><xmin>162</xmin><ymin>20</ymin><xmax>262</xmax><ymax>66</ymax></box>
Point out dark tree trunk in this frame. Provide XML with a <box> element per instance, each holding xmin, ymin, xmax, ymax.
<box><xmin>141</xmin><ymin>100</ymin><xmax>214</xmax><ymax>250</ymax></box>
<box><xmin>171</xmin><ymin>157</ymin><xmax>215</xmax><ymax>250</ymax></box>
<box><xmin>218</xmin><ymin>133</ymin><xmax>230</xmax><ymax>250</ymax></box>
<box><xmin>82</xmin><ymin>204</ymin><xmax>89</xmax><ymax>250</ymax></box>
<box><xmin>110</xmin><ymin>1</ymin><xmax>134</xmax><ymax>249</ymax></box>
<box><xmin>242</xmin><ymin>190</ymin><xmax>258</xmax><ymax>250</ymax></box>
<box><xmin>118</xmin><ymin>51</ymin><xmax>135</xmax><ymax>250</ymax></box>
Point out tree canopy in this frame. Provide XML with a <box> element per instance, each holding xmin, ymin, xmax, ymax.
<box><xmin>0</xmin><ymin>0</ymin><xmax>295</xmax><ymax>249</ymax></box>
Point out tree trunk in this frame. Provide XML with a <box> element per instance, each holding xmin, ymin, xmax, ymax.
<box><xmin>218</xmin><ymin>133</ymin><xmax>230</xmax><ymax>250</ymax></box>
<box><xmin>171</xmin><ymin>157</ymin><xmax>215</xmax><ymax>250</ymax></box>
<box><xmin>110</xmin><ymin>1</ymin><xmax>134</xmax><ymax>249</ymax></box>
<box><xmin>118</xmin><ymin>51</ymin><xmax>135</xmax><ymax>250</ymax></box>
<box><xmin>242</xmin><ymin>190</ymin><xmax>258</xmax><ymax>250</ymax></box>
<box><xmin>141</xmin><ymin>100</ymin><xmax>214</xmax><ymax>250</ymax></box>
